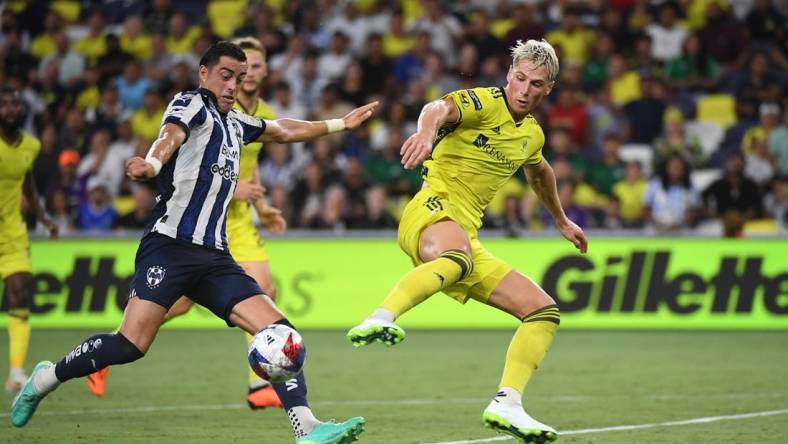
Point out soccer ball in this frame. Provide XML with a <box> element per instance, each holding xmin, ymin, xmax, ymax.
<box><xmin>248</xmin><ymin>324</ymin><xmax>306</xmax><ymax>383</ymax></box>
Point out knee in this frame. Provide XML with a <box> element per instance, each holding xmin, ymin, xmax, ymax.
<box><xmin>262</xmin><ymin>285</ymin><xmax>277</xmax><ymax>301</ymax></box>
<box><xmin>5</xmin><ymin>277</ymin><xmax>32</xmax><ymax>308</ymax></box>
<box><xmin>114</xmin><ymin>333</ymin><xmax>146</xmax><ymax>362</ymax></box>
<box><xmin>420</xmin><ymin>239</ymin><xmax>473</xmax><ymax>263</ymax></box>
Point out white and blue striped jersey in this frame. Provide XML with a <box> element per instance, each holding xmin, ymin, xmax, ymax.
<box><xmin>145</xmin><ymin>88</ymin><xmax>266</xmax><ymax>250</ymax></box>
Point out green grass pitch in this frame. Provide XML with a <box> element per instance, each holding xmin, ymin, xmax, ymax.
<box><xmin>2</xmin><ymin>330</ymin><xmax>787</xmax><ymax>443</ymax></box>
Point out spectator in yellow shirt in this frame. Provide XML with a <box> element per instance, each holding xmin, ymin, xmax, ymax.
<box><xmin>607</xmin><ymin>54</ymin><xmax>641</xmax><ymax>106</ymax></box>
<box><xmin>165</xmin><ymin>12</ymin><xmax>201</xmax><ymax>55</ymax></box>
<box><xmin>29</xmin><ymin>11</ymin><xmax>62</xmax><ymax>60</ymax></box>
<box><xmin>742</xmin><ymin>103</ymin><xmax>781</xmax><ymax>154</ymax></box>
<box><xmin>74</xmin><ymin>12</ymin><xmax>107</xmax><ymax>62</ymax></box>
<box><xmin>612</xmin><ymin>161</ymin><xmax>648</xmax><ymax>228</ymax></box>
<box><xmin>120</xmin><ymin>15</ymin><xmax>152</xmax><ymax>60</ymax></box>
<box><xmin>130</xmin><ymin>90</ymin><xmax>164</xmax><ymax>142</ymax></box>
<box><xmin>546</xmin><ymin>9</ymin><xmax>596</xmax><ymax>66</ymax></box>
<box><xmin>383</xmin><ymin>11</ymin><xmax>415</xmax><ymax>59</ymax></box>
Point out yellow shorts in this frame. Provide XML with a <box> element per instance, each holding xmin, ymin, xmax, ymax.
<box><xmin>397</xmin><ymin>188</ymin><xmax>512</xmax><ymax>304</ymax></box>
<box><xmin>227</xmin><ymin>220</ymin><xmax>269</xmax><ymax>263</ymax></box>
<box><xmin>0</xmin><ymin>235</ymin><xmax>32</xmax><ymax>278</ymax></box>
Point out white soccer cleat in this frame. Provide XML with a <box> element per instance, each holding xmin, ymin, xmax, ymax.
<box><xmin>346</xmin><ymin>318</ymin><xmax>405</xmax><ymax>348</ymax></box>
<box><xmin>482</xmin><ymin>398</ymin><xmax>558</xmax><ymax>443</ymax></box>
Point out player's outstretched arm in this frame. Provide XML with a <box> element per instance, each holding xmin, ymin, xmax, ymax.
<box><xmin>259</xmin><ymin>101</ymin><xmax>378</xmax><ymax>143</ymax></box>
<box><xmin>524</xmin><ymin>159</ymin><xmax>588</xmax><ymax>253</ymax></box>
<box><xmin>401</xmin><ymin>98</ymin><xmax>460</xmax><ymax>169</ymax></box>
<box><xmin>126</xmin><ymin>123</ymin><xmax>187</xmax><ymax>181</ymax></box>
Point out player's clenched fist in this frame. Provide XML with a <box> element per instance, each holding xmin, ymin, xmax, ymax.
<box><xmin>400</xmin><ymin>132</ymin><xmax>433</xmax><ymax>170</ymax></box>
<box><xmin>126</xmin><ymin>157</ymin><xmax>156</xmax><ymax>181</ymax></box>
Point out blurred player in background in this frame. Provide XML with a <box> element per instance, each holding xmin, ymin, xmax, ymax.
<box><xmin>0</xmin><ymin>89</ymin><xmax>58</xmax><ymax>394</ymax></box>
<box><xmin>12</xmin><ymin>41</ymin><xmax>377</xmax><ymax>444</ymax></box>
<box><xmin>85</xmin><ymin>36</ymin><xmax>287</xmax><ymax>411</ymax></box>
<box><xmin>348</xmin><ymin>40</ymin><xmax>587</xmax><ymax>443</ymax></box>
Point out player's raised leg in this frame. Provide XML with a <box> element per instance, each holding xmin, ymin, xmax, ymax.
<box><xmin>85</xmin><ymin>295</ymin><xmax>194</xmax><ymax>398</ymax></box>
<box><xmin>230</xmin><ymin>295</ymin><xmax>364</xmax><ymax>444</ymax></box>
<box><xmin>482</xmin><ymin>271</ymin><xmax>560</xmax><ymax>443</ymax></box>
<box><xmin>239</xmin><ymin>260</ymin><xmax>283</xmax><ymax>409</ymax></box>
<box><xmin>10</xmin><ymin>297</ymin><xmax>165</xmax><ymax>427</ymax></box>
<box><xmin>348</xmin><ymin>219</ymin><xmax>472</xmax><ymax>347</ymax></box>
<box><xmin>4</xmin><ymin>272</ymin><xmax>33</xmax><ymax>393</ymax></box>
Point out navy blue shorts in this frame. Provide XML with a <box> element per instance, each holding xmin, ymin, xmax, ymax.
<box><xmin>130</xmin><ymin>233</ymin><xmax>263</xmax><ymax>326</ymax></box>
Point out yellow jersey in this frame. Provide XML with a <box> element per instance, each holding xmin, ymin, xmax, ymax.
<box><xmin>423</xmin><ymin>87</ymin><xmax>545</xmax><ymax>231</ymax></box>
<box><xmin>226</xmin><ymin>97</ymin><xmax>276</xmax><ymax>232</ymax></box>
<box><xmin>74</xmin><ymin>35</ymin><xmax>107</xmax><ymax>61</ymax></box>
<box><xmin>0</xmin><ymin>132</ymin><xmax>41</xmax><ymax>242</ymax></box>
<box><xmin>120</xmin><ymin>34</ymin><xmax>153</xmax><ymax>60</ymax></box>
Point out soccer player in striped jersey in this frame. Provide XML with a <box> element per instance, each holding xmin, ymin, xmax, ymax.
<box><xmin>0</xmin><ymin>89</ymin><xmax>58</xmax><ymax>394</ymax></box>
<box><xmin>85</xmin><ymin>37</ymin><xmax>287</xmax><ymax>410</ymax></box>
<box><xmin>347</xmin><ymin>40</ymin><xmax>587</xmax><ymax>443</ymax></box>
<box><xmin>12</xmin><ymin>42</ymin><xmax>376</xmax><ymax>444</ymax></box>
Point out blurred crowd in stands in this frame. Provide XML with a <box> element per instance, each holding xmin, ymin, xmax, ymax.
<box><xmin>1</xmin><ymin>0</ymin><xmax>786</xmax><ymax>237</ymax></box>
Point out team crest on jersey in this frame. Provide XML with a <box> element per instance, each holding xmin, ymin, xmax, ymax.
<box><xmin>521</xmin><ymin>138</ymin><xmax>529</xmax><ymax>155</ymax></box>
<box><xmin>146</xmin><ymin>266</ymin><xmax>166</xmax><ymax>289</ymax></box>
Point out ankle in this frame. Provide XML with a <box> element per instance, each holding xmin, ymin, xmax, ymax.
<box><xmin>369</xmin><ymin>308</ymin><xmax>396</xmax><ymax>323</ymax></box>
<box><xmin>32</xmin><ymin>364</ymin><xmax>60</xmax><ymax>394</ymax></box>
<box><xmin>287</xmin><ymin>405</ymin><xmax>320</xmax><ymax>438</ymax></box>
<box><xmin>495</xmin><ymin>386</ymin><xmax>522</xmax><ymax>406</ymax></box>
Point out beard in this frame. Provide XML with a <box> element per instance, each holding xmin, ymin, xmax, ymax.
<box><xmin>0</xmin><ymin>114</ymin><xmax>23</xmax><ymax>132</ymax></box>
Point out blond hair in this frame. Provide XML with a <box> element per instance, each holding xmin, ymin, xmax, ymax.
<box><xmin>231</xmin><ymin>36</ymin><xmax>266</xmax><ymax>58</ymax></box>
<box><xmin>510</xmin><ymin>39</ymin><xmax>559</xmax><ymax>82</ymax></box>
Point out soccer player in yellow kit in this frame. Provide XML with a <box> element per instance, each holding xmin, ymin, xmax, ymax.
<box><xmin>86</xmin><ymin>38</ymin><xmax>288</xmax><ymax>409</ymax></box>
<box><xmin>0</xmin><ymin>89</ymin><xmax>58</xmax><ymax>394</ymax></box>
<box><xmin>348</xmin><ymin>40</ymin><xmax>588</xmax><ymax>443</ymax></box>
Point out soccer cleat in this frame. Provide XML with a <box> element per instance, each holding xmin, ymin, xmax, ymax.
<box><xmin>10</xmin><ymin>361</ymin><xmax>53</xmax><ymax>428</ymax></box>
<box><xmin>247</xmin><ymin>384</ymin><xmax>283</xmax><ymax>409</ymax></box>
<box><xmin>86</xmin><ymin>367</ymin><xmax>110</xmax><ymax>398</ymax></box>
<box><xmin>347</xmin><ymin>319</ymin><xmax>405</xmax><ymax>347</ymax></box>
<box><xmin>5</xmin><ymin>370</ymin><xmax>28</xmax><ymax>394</ymax></box>
<box><xmin>482</xmin><ymin>399</ymin><xmax>558</xmax><ymax>443</ymax></box>
<box><xmin>297</xmin><ymin>417</ymin><xmax>365</xmax><ymax>444</ymax></box>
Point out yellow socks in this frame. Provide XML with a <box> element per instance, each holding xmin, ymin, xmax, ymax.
<box><xmin>499</xmin><ymin>305</ymin><xmax>560</xmax><ymax>395</ymax></box>
<box><xmin>8</xmin><ymin>308</ymin><xmax>31</xmax><ymax>370</ymax></box>
<box><xmin>380</xmin><ymin>250</ymin><xmax>473</xmax><ymax>318</ymax></box>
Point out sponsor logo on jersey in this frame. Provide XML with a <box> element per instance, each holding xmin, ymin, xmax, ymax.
<box><xmin>221</xmin><ymin>144</ymin><xmax>240</xmax><ymax>160</ymax></box>
<box><xmin>211</xmin><ymin>163</ymin><xmax>239</xmax><ymax>182</ymax></box>
<box><xmin>473</xmin><ymin>134</ymin><xmax>517</xmax><ymax>171</ymax></box>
